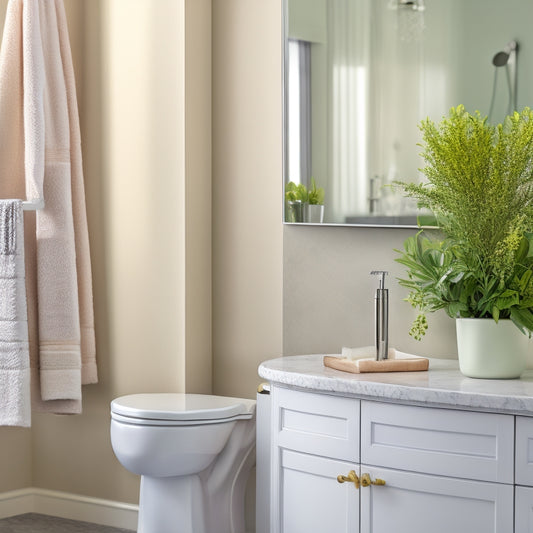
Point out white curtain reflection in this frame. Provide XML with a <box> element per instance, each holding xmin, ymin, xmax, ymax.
<box><xmin>376</xmin><ymin>1</ymin><xmax>426</xmax><ymax>214</ymax></box>
<box><xmin>328</xmin><ymin>0</ymin><xmax>371</xmax><ymax>223</ymax></box>
<box><xmin>327</xmin><ymin>0</ymin><xmax>427</xmax><ymax>222</ymax></box>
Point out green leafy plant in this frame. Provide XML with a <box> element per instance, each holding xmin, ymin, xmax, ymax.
<box><xmin>307</xmin><ymin>177</ymin><xmax>325</xmax><ymax>205</ymax></box>
<box><xmin>396</xmin><ymin>106</ymin><xmax>533</xmax><ymax>338</ymax></box>
<box><xmin>285</xmin><ymin>181</ymin><xmax>308</xmax><ymax>202</ymax></box>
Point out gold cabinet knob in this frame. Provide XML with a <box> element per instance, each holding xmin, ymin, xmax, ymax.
<box><xmin>337</xmin><ymin>470</ymin><xmax>360</xmax><ymax>489</ymax></box>
<box><xmin>361</xmin><ymin>473</ymin><xmax>386</xmax><ymax>487</ymax></box>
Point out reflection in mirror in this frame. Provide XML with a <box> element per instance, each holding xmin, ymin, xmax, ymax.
<box><xmin>283</xmin><ymin>0</ymin><xmax>532</xmax><ymax>226</ymax></box>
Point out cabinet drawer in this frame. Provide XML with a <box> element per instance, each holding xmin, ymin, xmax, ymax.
<box><xmin>272</xmin><ymin>386</ymin><xmax>360</xmax><ymax>462</ymax></box>
<box><xmin>361</xmin><ymin>401</ymin><xmax>514</xmax><ymax>483</ymax></box>
<box><xmin>516</xmin><ymin>417</ymin><xmax>533</xmax><ymax>486</ymax></box>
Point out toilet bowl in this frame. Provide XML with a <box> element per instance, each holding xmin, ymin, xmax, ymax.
<box><xmin>110</xmin><ymin>393</ymin><xmax>256</xmax><ymax>533</ymax></box>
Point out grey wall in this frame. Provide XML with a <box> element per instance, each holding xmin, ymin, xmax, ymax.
<box><xmin>283</xmin><ymin>225</ymin><xmax>458</xmax><ymax>359</ymax></box>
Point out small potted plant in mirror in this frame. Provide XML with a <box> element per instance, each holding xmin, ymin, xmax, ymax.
<box><xmin>395</xmin><ymin>105</ymin><xmax>533</xmax><ymax>379</ymax></box>
<box><xmin>284</xmin><ymin>181</ymin><xmax>308</xmax><ymax>223</ymax></box>
<box><xmin>305</xmin><ymin>178</ymin><xmax>325</xmax><ymax>223</ymax></box>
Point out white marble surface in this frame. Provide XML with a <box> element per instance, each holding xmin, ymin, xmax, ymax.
<box><xmin>258</xmin><ymin>355</ymin><xmax>533</xmax><ymax>415</ymax></box>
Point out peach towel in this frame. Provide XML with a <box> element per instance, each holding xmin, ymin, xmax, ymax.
<box><xmin>0</xmin><ymin>0</ymin><xmax>96</xmax><ymax>416</ymax></box>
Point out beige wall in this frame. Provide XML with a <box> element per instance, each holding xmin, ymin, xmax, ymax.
<box><xmin>283</xmin><ymin>226</ymin><xmax>458</xmax><ymax>358</ymax></box>
<box><xmin>2</xmin><ymin>0</ymin><xmax>213</xmax><ymax>504</ymax></box>
<box><xmin>0</xmin><ymin>0</ymin><xmax>458</xmax><ymax>516</ymax></box>
<box><xmin>0</xmin><ymin>427</ymin><xmax>31</xmax><ymax>492</ymax></box>
<box><xmin>1</xmin><ymin>0</ymin><xmax>283</xmax><ymax>513</ymax></box>
<box><xmin>32</xmin><ymin>0</ymin><xmax>191</xmax><ymax>502</ymax></box>
<box><xmin>212</xmin><ymin>0</ymin><xmax>284</xmax><ymax>400</ymax></box>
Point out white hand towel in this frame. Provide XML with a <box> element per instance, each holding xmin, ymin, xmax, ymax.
<box><xmin>0</xmin><ymin>200</ymin><xmax>30</xmax><ymax>427</ymax></box>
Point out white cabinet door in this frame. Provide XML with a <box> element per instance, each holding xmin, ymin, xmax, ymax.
<box><xmin>516</xmin><ymin>486</ymin><xmax>533</xmax><ymax>532</ymax></box>
<box><xmin>360</xmin><ymin>466</ymin><xmax>513</xmax><ymax>533</ymax></box>
<box><xmin>275</xmin><ymin>449</ymin><xmax>359</xmax><ymax>533</ymax></box>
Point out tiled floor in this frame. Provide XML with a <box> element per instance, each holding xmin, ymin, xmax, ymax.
<box><xmin>0</xmin><ymin>513</ymin><xmax>134</xmax><ymax>532</ymax></box>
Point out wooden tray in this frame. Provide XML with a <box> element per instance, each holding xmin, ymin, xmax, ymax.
<box><xmin>324</xmin><ymin>355</ymin><xmax>429</xmax><ymax>374</ymax></box>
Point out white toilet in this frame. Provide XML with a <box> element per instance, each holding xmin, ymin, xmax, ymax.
<box><xmin>110</xmin><ymin>393</ymin><xmax>256</xmax><ymax>533</ymax></box>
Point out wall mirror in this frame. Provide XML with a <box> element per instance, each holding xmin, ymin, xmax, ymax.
<box><xmin>283</xmin><ymin>0</ymin><xmax>532</xmax><ymax>227</ymax></box>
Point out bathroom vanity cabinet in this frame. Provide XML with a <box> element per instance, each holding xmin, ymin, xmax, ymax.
<box><xmin>258</xmin><ymin>355</ymin><xmax>533</xmax><ymax>533</ymax></box>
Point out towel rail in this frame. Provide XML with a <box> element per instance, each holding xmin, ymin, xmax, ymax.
<box><xmin>22</xmin><ymin>199</ymin><xmax>44</xmax><ymax>211</ymax></box>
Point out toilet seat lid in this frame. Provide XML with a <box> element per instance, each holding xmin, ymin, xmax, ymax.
<box><xmin>111</xmin><ymin>393</ymin><xmax>255</xmax><ymax>422</ymax></box>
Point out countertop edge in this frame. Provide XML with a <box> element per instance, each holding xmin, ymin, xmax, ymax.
<box><xmin>258</xmin><ymin>355</ymin><xmax>533</xmax><ymax>416</ymax></box>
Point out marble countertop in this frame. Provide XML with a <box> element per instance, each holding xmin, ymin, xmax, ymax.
<box><xmin>258</xmin><ymin>355</ymin><xmax>533</xmax><ymax>415</ymax></box>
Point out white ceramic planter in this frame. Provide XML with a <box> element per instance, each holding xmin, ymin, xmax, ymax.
<box><xmin>456</xmin><ymin>318</ymin><xmax>530</xmax><ymax>379</ymax></box>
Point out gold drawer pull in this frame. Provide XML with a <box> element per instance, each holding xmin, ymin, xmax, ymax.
<box><xmin>337</xmin><ymin>470</ymin><xmax>360</xmax><ymax>489</ymax></box>
<box><xmin>361</xmin><ymin>473</ymin><xmax>386</xmax><ymax>487</ymax></box>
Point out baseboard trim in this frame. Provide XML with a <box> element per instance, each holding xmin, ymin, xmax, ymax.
<box><xmin>0</xmin><ymin>487</ymin><xmax>138</xmax><ymax>530</ymax></box>
<box><xmin>0</xmin><ymin>489</ymin><xmax>34</xmax><ymax>519</ymax></box>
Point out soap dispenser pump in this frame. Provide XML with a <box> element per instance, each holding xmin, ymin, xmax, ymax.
<box><xmin>371</xmin><ymin>271</ymin><xmax>389</xmax><ymax>361</ymax></box>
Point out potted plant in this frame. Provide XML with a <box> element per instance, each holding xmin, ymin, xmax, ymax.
<box><xmin>395</xmin><ymin>105</ymin><xmax>533</xmax><ymax>378</ymax></box>
<box><xmin>285</xmin><ymin>179</ymin><xmax>326</xmax><ymax>223</ymax></box>
<box><xmin>285</xmin><ymin>181</ymin><xmax>308</xmax><ymax>223</ymax></box>
<box><xmin>305</xmin><ymin>177</ymin><xmax>325</xmax><ymax>223</ymax></box>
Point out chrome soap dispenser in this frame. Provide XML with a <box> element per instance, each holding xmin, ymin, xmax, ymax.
<box><xmin>371</xmin><ymin>271</ymin><xmax>389</xmax><ymax>361</ymax></box>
